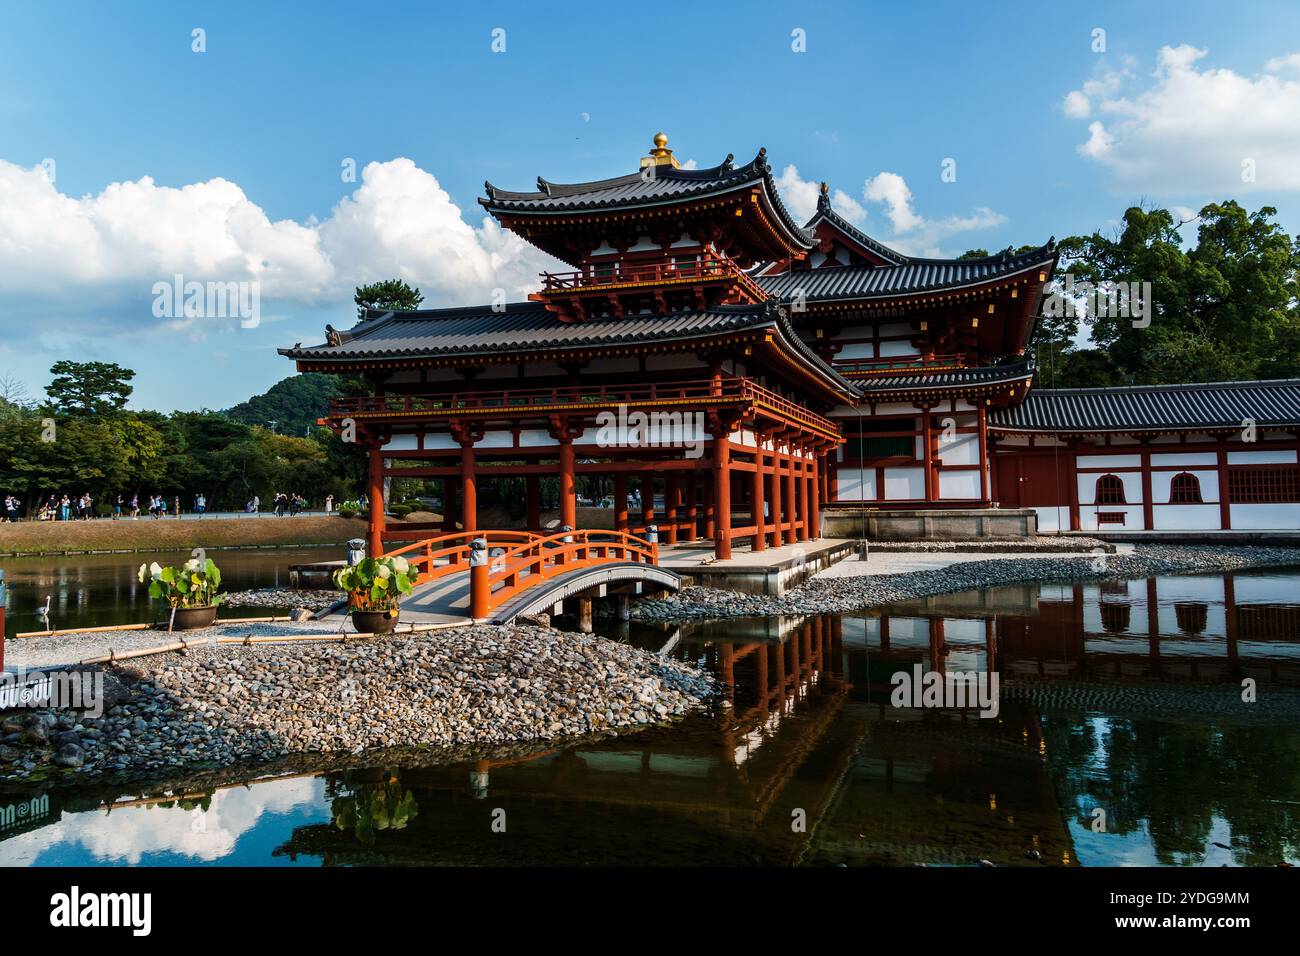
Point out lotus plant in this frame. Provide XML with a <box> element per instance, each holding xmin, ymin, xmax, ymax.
<box><xmin>332</xmin><ymin>555</ymin><xmax>420</xmax><ymax>614</ymax></box>
<box><xmin>138</xmin><ymin>557</ymin><xmax>224</xmax><ymax>608</ymax></box>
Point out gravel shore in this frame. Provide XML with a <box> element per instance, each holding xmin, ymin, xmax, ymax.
<box><xmin>222</xmin><ymin>588</ymin><xmax>339</xmax><ymax>611</ymax></box>
<box><xmin>0</xmin><ymin>624</ymin><xmax>717</xmax><ymax>784</ymax></box>
<box><xmin>632</xmin><ymin>544</ymin><xmax>1300</xmax><ymax>621</ymax></box>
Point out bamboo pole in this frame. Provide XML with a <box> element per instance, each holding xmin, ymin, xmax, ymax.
<box><xmin>15</xmin><ymin>615</ymin><xmax>293</xmax><ymax>639</ymax></box>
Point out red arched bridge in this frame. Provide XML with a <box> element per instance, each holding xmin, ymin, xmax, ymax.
<box><xmin>340</xmin><ymin>529</ymin><xmax>681</xmax><ymax>626</ymax></box>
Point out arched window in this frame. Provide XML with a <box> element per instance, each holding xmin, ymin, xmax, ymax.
<box><xmin>1169</xmin><ymin>472</ymin><xmax>1203</xmax><ymax>504</ymax></box>
<box><xmin>1095</xmin><ymin>474</ymin><xmax>1126</xmax><ymax>505</ymax></box>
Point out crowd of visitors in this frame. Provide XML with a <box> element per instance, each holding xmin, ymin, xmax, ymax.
<box><xmin>0</xmin><ymin>490</ymin><xmax>317</xmax><ymax>521</ymax></box>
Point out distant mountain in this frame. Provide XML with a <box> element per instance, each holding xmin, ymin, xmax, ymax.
<box><xmin>224</xmin><ymin>373</ymin><xmax>342</xmax><ymax>436</ymax></box>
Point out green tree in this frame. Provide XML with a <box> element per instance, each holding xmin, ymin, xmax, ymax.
<box><xmin>354</xmin><ymin>278</ymin><xmax>424</xmax><ymax>320</ymax></box>
<box><xmin>45</xmin><ymin>360</ymin><xmax>136</xmax><ymax>416</ymax></box>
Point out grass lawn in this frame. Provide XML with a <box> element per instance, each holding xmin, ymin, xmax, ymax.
<box><xmin>0</xmin><ymin>515</ymin><xmax>370</xmax><ymax>555</ymax></box>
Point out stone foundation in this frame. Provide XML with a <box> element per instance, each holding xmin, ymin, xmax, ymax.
<box><xmin>822</xmin><ymin>507</ymin><xmax>1038</xmax><ymax>541</ymax></box>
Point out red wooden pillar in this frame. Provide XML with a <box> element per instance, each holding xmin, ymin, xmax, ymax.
<box><xmin>798</xmin><ymin>449</ymin><xmax>811</xmax><ymax>542</ymax></box>
<box><xmin>1140</xmin><ymin>443</ymin><xmax>1154</xmax><ymax>531</ymax></box>
<box><xmin>1217</xmin><ymin>449</ymin><xmax>1232</xmax><ymax>530</ymax></box>
<box><xmin>809</xmin><ymin>451</ymin><xmax>821</xmax><ymax>539</ymax></box>
<box><xmin>712</xmin><ymin>425</ymin><xmax>733</xmax><ymax>560</ymax></box>
<box><xmin>684</xmin><ymin>473</ymin><xmax>697</xmax><ymax>540</ymax></box>
<box><xmin>703</xmin><ymin>474</ymin><xmax>715</xmax><ymax>539</ymax></box>
<box><xmin>460</xmin><ymin>442</ymin><xmax>477</xmax><ymax>533</ymax></box>
<box><xmin>783</xmin><ymin>448</ymin><xmax>797</xmax><ymax>545</ymax></box>
<box><xmin>767</xmin><ymin>456</ymin><xmax>782</xmax><ymax>549</ymax></box>
<box><xmin>558</xmin><ymin>438</ymin><xmax>577</xmax><ymax>530</ymax></box>
<box><xmin>977</xmin><ymin>405</ymin><xmax>990</xmax><ymax>502</ymax></box>
<box><xmin>614</xmin><ymin>472</ymin><xmax>628</xmax><ymax>533</ymax></box>
<box><xmin>525</xmin><ymin>474</ymin><xmax>540</xmax><ymax>532</ymax></box>
<box><xmin>664</xmin><ymin>474</ymin><xmax>679</xmax><ymax>545</ymax></box>
<box><xmin>441</xmin><ymin>476</ymin><xmax>457</xmax><ymax>532</ymax></box>
<box><xmin>640</xmin><ymin>471</ymin><xmax>655</xmax><ymax>529</ymax></box>
<box><xmin>1067</xmin><ymin>441</ymin><xmax>1081</xmax><ymax>532</ymax></box>
<box><xmin>751</xmin><ymin>447</ymin><xmax>767</xmax><ymax>552</ymax></box>
<box><xmin>366</xmin><ymin>448</ymin><xmax>385</xmax><ymax>556</ymax></box>
<box><xmin>921</xmin><ymin>405</ymin><xmax>935</xmax><ymax>502</ymax></box>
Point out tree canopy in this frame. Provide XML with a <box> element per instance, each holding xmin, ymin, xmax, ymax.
<box><xmin>45</xmin><ymin>360</ymin><xmax>135</xmax><ymax>416</ymax></box>
<box><xmin>354</xmin><ymin>278</ymin><xmax>424</xmax><ymax>320</ymax></box>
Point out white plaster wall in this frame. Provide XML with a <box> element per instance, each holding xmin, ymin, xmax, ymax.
<box><xmin>1078</xmin><ymin>454</ymin><xmax>1142</xmax><ymax>470</ymax></box>
<box><xmin>1228</xmin><ymin>450</ymin><xmax>1298</xmax><ymax>465</ymax></box>
<box><xmin>837</xmin><ymin>471</ymin><xmax>877</xmax><ymax>500</ymax></box>
<box><xmin>938</xmin><ymin>470</ymin><xmax>981</xmax><ymax>499</ymax></box>
<box><xmin>937</xmin><ymin>431</ymin><xmax>980</xmax><ymax>466</ymax></box>
<box><xmin>1152</xmin><ymin>504</ymin><xmax>1221</xmax><ymax>530</ymax></box>
<box><xmin>879</xmin><ymin>340</ymin><xmax>919</xmax><ymax>358</ymax></box>
<box><xmin>381</xmin><ymin>434</ymin><xmax>419</xmax><ymax>451</ymax></box>
<box><xmin>1231</xmin><ymin>503</ymin><xmax>1300</xmax><ymax>529</ymax></box>
<box><xmin>884</xmin><ymin>467</ymin><xmax>925</xmax><ymax>499</ymax></box>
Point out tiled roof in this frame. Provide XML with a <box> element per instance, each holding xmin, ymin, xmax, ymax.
<box><xmin>281</xmin><ymin>303</ymin><xmax>774</xmax><ymax>360</ymax></box>
<box><xmin>853</xmin><ymin>362</ymin><xmax>1035</xmax><ymax>393</ymax></box>
<box><xmin>480</xmin><ymin>149</ymin><xmax>813</xmax><ymax>251</ymax></box>
<box><xmin>990</xmin><ymin>379</ymin><xmax>1300</xmax><ymax>432</ymax></box>
<box><xmin>804</xmin><ymin>192</ymin><xmax>909</xmax><ymax>266</ymax></box>
<box><xmin>758</xmin><ymin>244</ymin><xmax>1057</xmax><ymax>303</ymax></box>
<box><xmin>279</xmin><ymin>301</ymin><xmax>860</xmax><ymax>398</ymax></box>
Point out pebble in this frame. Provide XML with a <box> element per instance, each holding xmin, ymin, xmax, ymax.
<box><xmin>0</xmin><ymin>623</ymin><xmax>717</xmax><ymax>784</ymax></box>
<box><xmin>632</xmin><ymin>544</ymin><xmax>1300</xmax><ymax>621</ymax></box>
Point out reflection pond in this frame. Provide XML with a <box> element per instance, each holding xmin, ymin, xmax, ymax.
<box><xmin>1</xmin><ymin>564</ymin><xmax>1298</xmax><ymax>867</ymax></box>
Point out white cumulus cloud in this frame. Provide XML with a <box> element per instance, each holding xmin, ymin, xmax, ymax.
<box><xmin>1063</xmin><ymin>45</ymin><xmax>1300</xmax><ymax>191</ymax></box>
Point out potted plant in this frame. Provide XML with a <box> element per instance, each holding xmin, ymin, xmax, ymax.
<box><xmin>138</xmin><ymin>557</ymin><xmax>224</xmax><ymax>629</ymax></box>
<box><xmin>332</xmin><ymin>555</ymin><xmax>420</xmax><ymax>634</ymax></box>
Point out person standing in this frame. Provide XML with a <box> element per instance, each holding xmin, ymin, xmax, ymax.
<box><xmin>113</xmin><ymin>495</ymin><xmax>123</xmax><ymax>520</ymax></box>
<box><xmin>324</xmin><ymin>494</ymin><xmax>334</xmax><ymax>514</ymax></box>
<box><xmin>59</xmin><ymin>494</ymin><xmax>70</xmax><ymax>521</ymax></box>
<box><xmin>130</xmin><ymin>494</ymin><xmax>139</xmax><ymax>519</ymax></box>
<box><xmin>173</xmin><ymin>496</ymin><xmax>180</xmax><ymax>518</ymax></box>
<box><xmin>195</xmin><ymin>492</ymin><xmax>206</xmax><ymax>517</ymax></box>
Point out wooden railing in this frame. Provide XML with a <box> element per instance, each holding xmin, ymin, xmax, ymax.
<box><xmin>383</xmin><ymin>528</ymin><xmax>659</xmax><ymax>620</ymax></box>
<box><xmin>538</xmin><ymin>252</ymin><xmax>763</xmax><ymax>299</ymax></box>
<box><xmin>328</xmin><ymin>376</ymin><xmax>842</xmax><ymax>439</ymax></box>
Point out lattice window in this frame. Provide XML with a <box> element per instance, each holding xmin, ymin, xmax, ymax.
<box><xmin>1096</xmin><ymin>512</ymin><xmax>1126</xmax><ymax>525</ymax></box>
<box><xmin>1169</xmin><ymin>472</ymin><xmax>1203</xmax><ymax>504</ymax></box>
<box><xmin>1095</xmin><ymin>474</ymin><xmax>1127</xmax><ymax>505</ymax></box>
<box><xmin>1227</xmin><ymin>466</ymin><xmax>1300</xmax><ymax>503</ymax></box>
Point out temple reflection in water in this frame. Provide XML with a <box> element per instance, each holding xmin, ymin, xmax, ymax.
<box><xmin>268</xmin><ymin>570</ymin><xmax>1299</xmax><ymax>867</ymax></box>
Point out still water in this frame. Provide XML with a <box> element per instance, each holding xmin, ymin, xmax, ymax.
<box><xmin>0</xmin><ymin>551</ymin><xmax>1297</xmax><ymax>867</ymax></box>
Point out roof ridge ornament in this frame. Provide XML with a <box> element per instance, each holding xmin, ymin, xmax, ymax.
<box><xmin>817</xmin><ymin>180</ymin><xmax>832</xmax><ymax>214</ymax></box>
<box><xmin>640</xmin><ymin>131</ymin><xmax>680</xmax><ymax>170</ymax></box>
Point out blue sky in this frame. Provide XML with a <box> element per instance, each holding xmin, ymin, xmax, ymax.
<box><xmin>2</xmin><ymin>0</ymin><xmax>1299</xmax><ymax>412</ymax></box>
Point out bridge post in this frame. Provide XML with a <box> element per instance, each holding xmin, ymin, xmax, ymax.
<box><xmin>576</xmin><ymin>597</ymin><xmax>593</xmax><ymax>634</ymax></box>
<box><xmin>469</xmin><ymin>538</ymin><xmax>489</xmax><ymax>619</ymax></box>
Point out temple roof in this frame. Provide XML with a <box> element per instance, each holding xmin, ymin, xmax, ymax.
<box><xmin>481</xmin><ymin>146</ymin><xmax>814</xmax><ymax>253</ymax></box>
<box><xmin>280</xmin><ymin>300</ymin><xmax>860</xmax><ymax>398</ymax></box>
<box><xmin>757</xmin><ymin>242</ymin><xmax>1058</xmax><ymax>303</ymax></box>
<box><xmin>856</xmin><ymin>361</ymin><xmax>1035</xmax><ymax>392</ymax></box>
<box><xmin>803</xmin><ymin>189</ymin><xmax>910</xmax><ymax>266</ymax></box>
<box><xmin>990</xmin><ymin>378</ymin><xmax>1300</xmax><ymax>433</ymax></box>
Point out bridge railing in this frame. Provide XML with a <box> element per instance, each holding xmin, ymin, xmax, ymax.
<box><xmin>382</xmin><ymin>528</ymin><xmax>659</xmax><ymax>620</ymax></box>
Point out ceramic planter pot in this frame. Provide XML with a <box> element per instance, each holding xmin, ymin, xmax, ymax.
<box><xmin>171</xmin><ymin>605</ymin><xmax>218</xmax><ymax>630</ymax></box>
<box><xmin>350</xmin><ymin>608</ymin><xmax>399</xmax><ymax>634</ymax></box>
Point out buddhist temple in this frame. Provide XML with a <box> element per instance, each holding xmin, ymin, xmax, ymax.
<box><xmin>282</xmin><ymin>134</ymin><xmax>1300</xmax><ymax>555</ymax></box>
